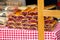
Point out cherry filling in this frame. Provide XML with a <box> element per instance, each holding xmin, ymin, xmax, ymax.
<box><xmin>22</xmin><ymin>24</ymin><xmax>28</xmax><ymax>26</ymax></box>
<box><xmin>44</xmin><ymin>16</ymin><xmax>46</xmax><ymax>20</ymax></box>
<box><xmin>50</xmin><ymin>20</ymin><xmax>54</xmax><ymax>23</ymax></box>
<box><xmin>33</xmin><ymin>12</ymin><xmax>38</xmax><ymax>15</ymax></box>
<box><xmin>26</xmin><ymin>15</ymin><xmax>32</xmax><ymax>20</ymax></box>
<box><xmin>22</xmin><ymin>19</ymin><xmax>27</xmax><ymax>23</ymax></box>
<box><xmin>33</xmin><ymin>15</ymin><xmax>38</xmax><ymax>20</ymax></box>
<box><xmin>45</xmin><ymin>20</ymin><xmax>51</xmax><ymax>24</ymax></box>
<box><xmin>12</xmin><ymin>16</ymin><xmax>17</xmax><ymax>19</ymax></box>
<box><xmin>8</xmin><ymin>18</ymin><xmax>14</xmax><ymax>21</ymax></box>
<box><xmin>18</xmin><ymin>16</ymin><xmax>24</xmax><ymax>19</ymax></box>
<box><xmin>28</xmin><ymin>12</ymin><xmax>38</xmax><ymax>16</ymax></box>
<box><xmin>30</xmin><ymin>24</ymin><xmax>37</xmax><ymax>30</ymax></box>
<box><xmin>28</xmin><ymin>12</ymin><xmax>34</xmax><ymax>16</ymax></box>
<box><xmin>16</xmin><ymin>18</ymin><xmax>22</xmax><ymax>22</ymax></box>
<box><xmin>22</xmin><ymin>12</ymin><xmax>28</xmax><ymax>16</ymax></box>
<box><xmin>29</xmin><ymin>20</ymin><xmax>37</xmax><ymax>23</ymax></box>
<box><xmin>45</xmin><ymin>20</ymin><xmax>55</xmax><ymax>24</ymax></box>
<box><xmin>30</xmin><ymin>24</ymin><xmax>37</xmax><ymax>27</ymax></box>
<box><xmin>22</xmin><ymin>24</ymin><xmax>28</xmax><ymax>29</ymax></box>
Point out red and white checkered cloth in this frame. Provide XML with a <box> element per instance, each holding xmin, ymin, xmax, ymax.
<box><xmin>44</xmin><ymin>32</ymin><xmax>57</xmax><ymax>40</ymax></box>
<box><xmin>0</xmin><ymin>28</ymin><xmax>57</xmax><ymax>40</ymax></box>
<box><xmin>0</xmin><ymin>29</ymin><xmax>38</xmax><ymax>40</ymax></box>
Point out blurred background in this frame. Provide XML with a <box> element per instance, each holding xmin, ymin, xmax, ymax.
<box><xmin>44</xmin><ymin>0</ymin><xmax>57</xmax><ymax>6</ymax></box>
<box><xmin>44</xmin><ymin>0</ymin><xmax>57</xmax><ymax>10</ymax></box>
<box><xmin>0</xmin><ymin>0</ymin><xmax>37</xmax><ymax>6</ymax></box>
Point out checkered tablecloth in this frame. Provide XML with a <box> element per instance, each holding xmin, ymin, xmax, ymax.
<box><xmin>44</xmin><ymin>32</ymin><xmax>57</xmax><ymax>40</ymax></box>
<box><xmin>0</xmin><ymin>29</ymin><xmax>38</xmax><ymax>40</ymax></box>
<box><xmin>0</xmin><ymin>28</ymin><xmax>58</xmax><ymax>40</ymax></box>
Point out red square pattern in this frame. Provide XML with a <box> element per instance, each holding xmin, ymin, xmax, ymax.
<box><xmin>0</xmin><ymin>29</ymin><xmax>38</xmax><ymax>40</ymax></box>
<box><xmin>0</xmin><ymin>29</ymin><xmax>57</xmax><ymax>40</ymax></box>
<box><xmin>44</xmin><ymin>32</ymin><xmax>57</xmax><ymax>40</ymax></box>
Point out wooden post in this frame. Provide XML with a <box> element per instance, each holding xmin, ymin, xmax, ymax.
<box><xmin>38</xmin><ymin>0</ymin><xmax>44</xmax><ymax>40</ymax></box>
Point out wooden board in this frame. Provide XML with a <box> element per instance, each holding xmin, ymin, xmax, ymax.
<box><xmin>38</xmin><ymin>0</ymin><xmax>44</xmax><ymax>40</ymax></box>
<box><xmin>43</xmin><ymin>10</ymin><xmax>60</xmax><ymax>18</ymax></box>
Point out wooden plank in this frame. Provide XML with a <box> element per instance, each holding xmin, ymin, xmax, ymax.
<box><xmin>43</xmin><ymin>10</ymin><xmax>60</xmax><ymax>18</ymax></box>
<box><xmin>38</xmin><ymin>0</ymin><xmax>44</xmax><ymax>40</ymax></box>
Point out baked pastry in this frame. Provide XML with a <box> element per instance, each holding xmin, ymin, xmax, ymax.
<box><xmin>44</xmin><ymin>16</ymin><xmax>58</xmax><ymax>31</ymax></box>
<box><xmin>26</xmin><ymin>15</ymin><xmax>32</xmax><ymax>20</ymax></box>
<box><xmin>22</xmin><ymin>7</ymin><xmax>32</xmax><ymax>16</ymax></box>
<box><xmin>7</xmin><ymin>7</ymin><xmax>38</xmax><ymax>30</ymax></box>
<box><xmin>30</xmin><ymin>23</ymin><xmax>37</xmax><ymax>30</ymax></box>
<box><xmin>28</xmin><ymin>7</ymin><xmax>38</xmax><ymax>16</ymax></box>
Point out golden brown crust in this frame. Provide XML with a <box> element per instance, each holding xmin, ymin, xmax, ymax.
<box><xmin>44</xmin><ymin>16</ymin><xmax>57</xmax><ymax>31</ymax></box>
<box><xmin>7</xmin><ymin>7</ymin><xmax>38</xmax><ymax>30</ymax></box>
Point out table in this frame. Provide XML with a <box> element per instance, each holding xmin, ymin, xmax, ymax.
<box><xmin>0</xmin><ymin>23</ymin><xmax>60</xmax><ymax>40</ymax></box>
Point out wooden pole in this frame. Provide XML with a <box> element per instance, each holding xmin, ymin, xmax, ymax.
<box><xmin>38</xmin><ymin>0</ymin><xmax>44</xmax><ymax>40</ymax></box>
